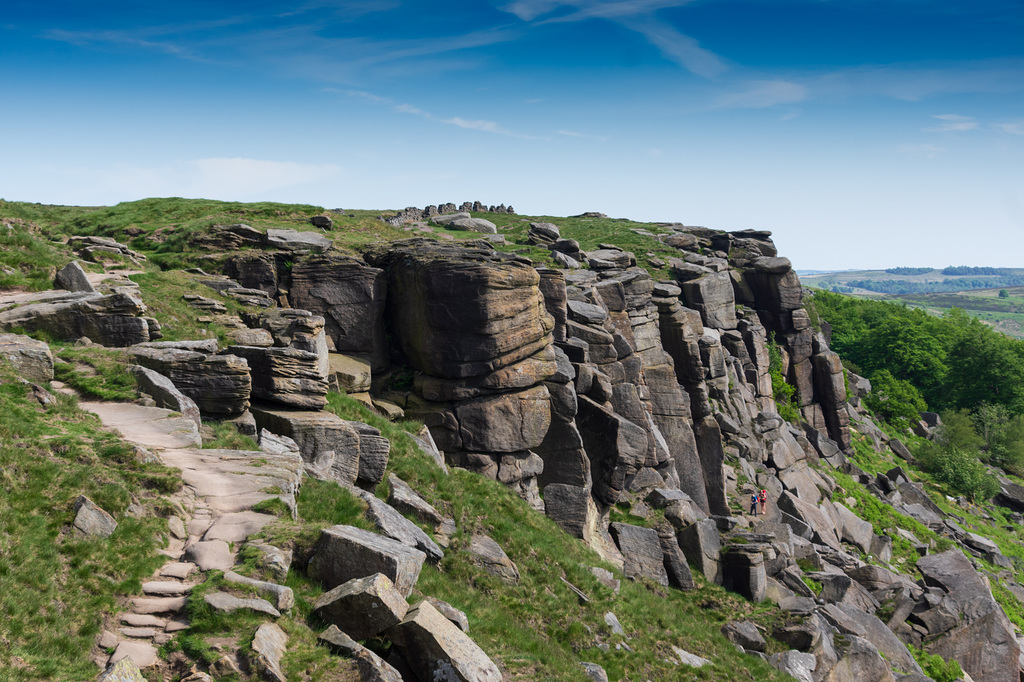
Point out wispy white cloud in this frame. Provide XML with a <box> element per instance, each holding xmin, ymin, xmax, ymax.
<box><xmin>500</xmin><ymin>0</ymin><xmax>722</xmax><ymax>78</ymax></box>
<box><xmin>994</xmin><ymin>119</ymin><xmax>1024</xmax><ymax>135</ymax></box>
<box><xmin>395</xmin><ymin>101</ymin><xmax>545</xmax><ymax>139</ymax></box>
<box><xmin>557</xmin><ymin>129</ymin><xmax>609</xmax><ymax>141</ymax></box>
<box><xmin>897</xmin><ymin>144</ymin><xmax>946</xmax><ymax>159</ymax></box>
<box><xmin>925</xmin><ymin>113</ymin><xmax>977</xmax><ymax>132</ymax></box>
<box><xmin>711</xmin><ymin>80</ymin><xmax>807</xmax><ymax>109</ymax></box>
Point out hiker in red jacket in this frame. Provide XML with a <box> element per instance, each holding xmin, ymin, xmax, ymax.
<box><xmin>758</xmin><ymin>489</ymin><xmax>768</xmax><ymax>515</ymax></box>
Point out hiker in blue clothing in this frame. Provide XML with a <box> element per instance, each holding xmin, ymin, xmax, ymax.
<box><xmin>749</xmin><ymin>491</ymin><xmax>758</xmax><ymax>516</ymax></box>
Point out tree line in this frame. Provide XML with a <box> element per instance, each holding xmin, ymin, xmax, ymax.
<box><xmin>809</xmin><ymin>290</ymin><xmax>1024</xmax><ymax>491</ymax></box>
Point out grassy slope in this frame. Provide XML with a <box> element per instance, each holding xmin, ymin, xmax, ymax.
<box><xmin>2</xmin><ymin>197</ymin><xmax>1017</xmax><ymax>679</ymax></box>
<box><xmin>0</xmin><ymin>363</ymin><xmax>179</xmax><ymax>681</ymax></box>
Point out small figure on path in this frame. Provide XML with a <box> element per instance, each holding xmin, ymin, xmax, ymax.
<box><xmin>758</xmin><ymin>489</ymin><xmax>768</xmax><ymax>515</ymax></box>
<box><xmin>749</xmin><ymin>491</ymin><xmax>759</xmax><ymax>516</ymax></box>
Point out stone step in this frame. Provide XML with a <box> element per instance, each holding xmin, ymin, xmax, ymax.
<box><xmin>160</xmin><ymin>562</ymin><xmax>196</xmax><ymax>579</ymax></box>
<box><xmin>121</xmin><ymin>614</ymin><xmax>167</xmax><ymax>628</ymax></box>
<box><xmin>142</xmin><ymin>581</ymin><xmax>195</xmax><ymax>596</ymax></box>
<box><xmin>119</xmin><ymin>627</ymin><xmax>158</xmax><ymax>639</ymax></box>
<box><xmin>131</xmin><ymin>596</ymin><xmax>186</xmax><ymax>615</ymax></box>
<box><xmin>165</xmin><ymin>617</ymin><xmax>190</xmax><ymax>633</ymax></box>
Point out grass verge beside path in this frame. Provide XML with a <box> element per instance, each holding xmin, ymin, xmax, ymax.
<box><xmin>0</xmin><ymin>362</ymin><xmax>178</xmax><ymax>681</ymax></box>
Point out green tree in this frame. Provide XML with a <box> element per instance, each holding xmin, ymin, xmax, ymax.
<box><xmin>999</xmin><ymin>289</ymin><xmax>1010</xmax><ymax>298</ymax></box>
<box><xmin>863</xmin><ymin>370</ymin><xmax>927</xmax><ymax>430</ymax></box>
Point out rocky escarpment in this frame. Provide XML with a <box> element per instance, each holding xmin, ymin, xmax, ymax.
<box><xmin>18</xmin><ymin>212</ymin><xmax>1023</xmax><ymax>681</ymax></box>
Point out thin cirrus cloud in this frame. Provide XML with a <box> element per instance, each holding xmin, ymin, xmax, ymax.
<box><xmin>925</xmin><ymin>114</ymin><xmax>978</xmax><ymax>133</ymax></box>
<box><xmin>394</xmin><ymin>101</ymin><xmax>547</xmax><ymax>140</ymax></box>
<box><xmin>499</xmin><ymin>0</ymin><xmax>724</xmax><ymax>78</ymax></box>
<box><xmin>995</xmin><ymin>119</ymin><xmax>1024</xmax><ymax>135</ymax></box>
<box><xmin>710</xmin><ymin>79</ymin><xmax>808</xmax><ymax>110</ymax></box>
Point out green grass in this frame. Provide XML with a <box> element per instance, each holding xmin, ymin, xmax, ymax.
<box><xmin>129</xmin><ymin>270</ymin><xmax>248</xmax><ymax>345</ymax></box>
<box><xmin>0</xmin><ymin>362</ymin><xmax>175</xmax><ymax>680</ymax></box>
<box><xmin>53</xmin><ymin>346</ymin><xmax>137</xmax><ymax>401</ymax></box>
<box><xmin>201</xmin><ymin>421</ymin><xmax>259</xmax><ymax>451</ymax></box>
<box><xmin>0</xmin><ymin>219</ymin><xmax>71</xmax><ymax>291</ymax></box>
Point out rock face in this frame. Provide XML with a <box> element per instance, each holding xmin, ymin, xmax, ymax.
<box><xmin>289</xmin><ymin>255</ymin><xmax>389</xmax><ymax>371</ymax></box>
<box><xmin>917</xmin><ymin>550</ymin><xmax>1020</xmax><ymax>682</ymax></box>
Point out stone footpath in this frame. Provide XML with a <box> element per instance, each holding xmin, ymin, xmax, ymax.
<box><xmin>80</xmin><ymin>401</ymin><xmax>302</xmax><ymax>673</ymax></box>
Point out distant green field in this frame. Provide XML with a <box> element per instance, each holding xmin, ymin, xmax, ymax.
<box><xmin>802</xmin><ymin>268</ymin><xmax>1024</xmax><ymax>339</ymax></box>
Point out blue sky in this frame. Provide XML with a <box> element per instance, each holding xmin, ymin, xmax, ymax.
<box><xmin>3</xmin><ymin>0</ymin><xmax>1023</xmax><ymax>269</ymax></box>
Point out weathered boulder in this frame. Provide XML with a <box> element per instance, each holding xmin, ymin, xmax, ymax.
<box><xmin>0</xmin><ymin>290</ymin><xmax>150</xmax><ymax>346</ymax></box>
<box><xmin>73</xmin><ymin>496</ymin><xmax>117</xmax><ymax>538</ymax></box>
<box><xmin>226</xmin><ymin>345</ymin><xmax>328</xmax><ymax>409</ymax></box>
<box><xmin>0</xmin><ymin>333</ymin><xmax>53</xmax><ymax>383</ymax></box>
<box><xmin>361</xmin><ymin>494</ymin><xmax>443</xmax><ymax>564</ymax></box>
<box><xmin>678</xmin><ymin>518</ymin><xmax>722</xmax><ymax>584</ymax></box>
<box><xmin>131</xmin><ymin>346</ymin><xmax>250</xmax><ymax>417</ymax></box>
<box><xmin>681</xmin><ymin>271</ymin><xmax>737</xmax><ymax>330</ymax></box>
<box><xmin>465</xmin><ymin>535</ymin><xmax>519</xmax><ymax>585</ymax></box>
<box><xmin>204</xmin><ymin>591</ymin><xmax>281</xmax><ymax>618</ymax></box>
<box><xmin>917</xmin><ymin>550</ymin><xmax>1020</xmax><ymax>682</ymax></box>
<box><xmin>386</xmin><ymin>601</ymin><xmax>502</xmax><ymax>681</ymax></box>
<box><xmin>317</xmin><ymin>626</ymin><xmax>403</xmax><ymax>681</ymax></box>
<box><xmin>454</xmin><ymin>385</ymin><xmax>552</xmax><ymax>453</ymax></box>
<box><xmin>328</xmin><ymin>353</ymin><xmax>371</xmax><ymax>393</ymax></box>
<box><xmin>769</xmin><ymin>650</ymin><xmax>816</xmax><ymax>682</ymax></box>
<box><xmin>722</xmin><ymin>545</ymin><xmax>767</xmax><ymax>602</ymax></box>
<box><xmin>834</xmin><ymin>503</ymin><xmax>873</xmax><ymax>554</ymax></box>
<box><xmin>308</xmin><ymin>526</ymin><xmax>425</xmax><ymax>598</ymax></box>
<box><xmin>220</xmin><ymin>252</ymin><xmax>278</xmax><ymax>296</ymax></box>
<box><xmin>54</xmin><ymin>260</ymin><xmax>96</xmax><ymax>293</ymax></box>
<box><xmin>610</xmin><ymin>523</ymin><xmax>669</xmax><ymax>586</ymax></box>
<box><xmin>821</xmin><ymin>634</ymin><xmax>896</xmax><ymax>682</ymax></box>
<box><xmin>266</xmin><ymin>228</ymin><xmax>332</xmax><ymax>252</ymax></box>
<box><xmin>387</xmin><ymin>474</ymin><xmax>455</xmax><ymax>536</ymax></box>
<box><xmin>314</xmin><ymin>573</ymin><xmax>409</xmax><ymax>640</ymax></box>
<box><xmin>224</xmin><ymin>571</ymin><xmax>294</xmax><ymax>611</ymax></box>
<box><xmin>250</xmin><ymin>406</ymin><xmax>360</xmax><ymax>483</ymax></box>
<box><xmin>721</xmin><ymin>621</ymin><xmax>766</xmax><ymax>652</ymax></box>
<box><xmin>576</xmin><ymin>395</ymin><xmax>645</xmax><ymax>505</ymax></box>
<box><xmin>251</xmin><ymin>622</ymin><xmax>288</xmax><ymax>682</ymax></box>
<box><xmin>128</xmin><ymin>365</ymin><xmax>201</xmax><ymax>427</ymax></box>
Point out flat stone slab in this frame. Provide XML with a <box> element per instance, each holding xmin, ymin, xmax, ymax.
<box><xmin>202</xmin><ymin>511</ymin><xmax>279</xmax><ymax>543</ymax></box>
<box><xmin>131</xmin><ymin>597</ymin><xmax>186</xmax><ymax>615</ymax></box>
<box><xmin>160</xmin><ymin>562</ymin><xmax>195</xmax><ymax>579</ymax></box>
<box><xmin>119</xmin><ymin>627</ymin><xmax>158</xmax><ymax>638</ymax></box>
<box><xmin>160</xmin><ymin>448</ymin><xmax>303</xmax><ymax>516</ymax></box>
<box><xmin>109</xmin><ymin>641</ymin><xmax>158</xmax><ymax>669</ymax></box>
<box><xmin>204</xmin><ymin>591</ymin><xmax>281</xmax><ymax>618</ymax></box>
<box><xmin>141</xmin><ymin>581</ymin><xmax>194</xmax><ymax>596</ymax></box>
<box><xmin>80</xmin><ymin>402</ymin><xmax>201</xmax><ymax>450</ymax></box>
<box><xmin>183</xmin><ymin>540</ymin><xmax>234</xmax><ymax>571</ymax></box>
<box><xmin>121</xmin><ymin>614</ymin><xmax>166</xmax><ymax>628</ymax></box>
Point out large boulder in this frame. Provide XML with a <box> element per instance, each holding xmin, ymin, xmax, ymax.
<box><xmin>386</xmin><ymin>601</ymin><xmax>502</xmax><ymax>681</ymax></box>
<box><xmin>0</xmin><ymin>290</ymin><xmax>150</xmax><ymax>346</ymax></box>
<box><xmin>917</xmin><ymin>550</ymin><xmax>1020</xmax><ymax>682</ymax></box>
<box><xmin>130</xmin><ymin>346</ymin><xmax>250</xmax><ymax>417</ymax></box>
<box><xmin>250</xmin><ymin>406</ymin><xmax>360</xmax><ymax>483</ymax></box>
<box><xmin>680</xmin><ymin>271</ymin><xmax>737</xmax><ymax>330</ymax></box>
<box><xmin>128</xmin><ymin>365</ymin><xmax>202</xmax><ymax>428</ymax></box>
<box><xmin>0</xmin><ymin>333</ymin><xmax>53</xmax><ymax>382</ymax></box>
<box><xmin>677</xmin><ymin>518</ymin><xmax>722</xmax><ymax>584</ymax></box>
<box><xmin>610</xmin><ymin>523</ymin><xmax>669</xmax><ymax>586</ymax></box>
<box><xmin>226</xmin><ymin>345</ymin><xmax>328</xmax><ymax>410</ymax></box>
<box><xmin>307</xmin><ymin>525</ymin><xmax>426</xmax><ymax>598</ymax></box>
<box><xmin>313</xmin><ymin>573</ymin><xmax>409</xmax><ymax>640</ymax></box>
